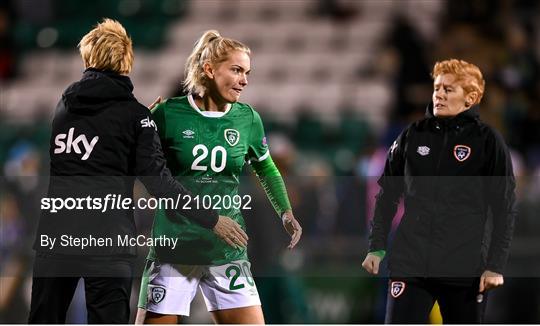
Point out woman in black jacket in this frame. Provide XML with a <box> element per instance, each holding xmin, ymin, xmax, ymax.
<box><xmin>362</xmin><ymin>59</ymin><xmax>517</xmax><ymax>323</ymax></box>
<box><xmin>28</xmin><ymin>19</ymin><xmax>246</xmax><ymax>324</ymax></box>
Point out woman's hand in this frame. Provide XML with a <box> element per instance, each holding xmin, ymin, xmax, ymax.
<box><xmin>282</xmin><ymin>211</ymin><xmax>302</xmax><ymax>249</ymax></box>
<box><xmin>479</xmin><ymin>270</ymin><xmax>504</xmax><ymax>292</ymax></box>
<box><xmin>362</xmin><ymin>253</ymin><xmax>382</xmax><ymax>275</ymax></box>
<box><xmin>213</xmin><ymin>215</ymin><xmax>249</xmax><ymax>249</ymax></box>
<box><xmin>148</xmin><ymin>96</ymin><xmax>163</xmax><ymax>110</ymax></box>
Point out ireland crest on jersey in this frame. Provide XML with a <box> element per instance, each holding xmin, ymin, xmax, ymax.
<box><xmin>225</xmin><ymin>129</ymin><xmax>240</xmax><ymax>146</ymax></box>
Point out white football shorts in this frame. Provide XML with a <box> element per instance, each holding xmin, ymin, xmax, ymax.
<box><xmin>138</xmin><ymin>259</ymin><xmax>261</xmax><ymax>316</ymax></box>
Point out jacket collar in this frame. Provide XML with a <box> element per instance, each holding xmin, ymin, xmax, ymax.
<box><xmin>62</xmin><ymin>68</ymin><xmax>135</xmax><ymax>113</ymax></box>
<box><xmin>83</xmin><ymin>68</ymin><xmax>134</xmax><ymax>93</ymax></box>
<box><xmin>424</xmin><ymin>102</ymin><xmax>480</xmax><ymax>128</ymax></box>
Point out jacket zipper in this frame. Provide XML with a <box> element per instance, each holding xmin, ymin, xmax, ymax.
<box><xmin>426</xmin><ymin>123</ymin><xmax>448</xmax><ymax>277</ymax></box>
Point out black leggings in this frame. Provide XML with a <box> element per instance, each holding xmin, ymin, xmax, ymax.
<box><xmin>385</xmin><ymin>278</ymin><xmax>488</xmax><ymax>324</ymax></box>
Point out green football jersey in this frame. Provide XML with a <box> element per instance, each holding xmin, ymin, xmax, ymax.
<box><xmin>147</xmin><ymin>94</ymin><xmax>269</xmax><ymax>264</ymax></box>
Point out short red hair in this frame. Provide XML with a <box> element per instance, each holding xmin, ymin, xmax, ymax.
<box><xmin>432</xmin><ymin>59</ymin><xmax>485</xmax><ymax>105</ymax></box>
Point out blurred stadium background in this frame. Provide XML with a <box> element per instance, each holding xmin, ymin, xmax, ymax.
<box><xmin>1</xmin><ymin>0</ymin><xmax>540</xmax><ymax>323</ymax></box>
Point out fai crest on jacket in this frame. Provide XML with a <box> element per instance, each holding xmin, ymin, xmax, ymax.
<box><xmin>390</xmin><ymin>281</ymin><xmax>406</xmax><ymax>298</ymax></box>
<box><xmin>454</xmin><ymin>145</ymin><xmax>471</xmax><ymax>162</ymax></box>
<box><xmin>225</xmin><ymin>129</ymin><xmax>240</xmax><ymax>146</ymax></box>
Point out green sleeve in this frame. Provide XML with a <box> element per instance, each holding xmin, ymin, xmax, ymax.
<box><xmin>369</xmin><ymin>250</ymin><xmax>386</xmax><ymax>259</ymax></box>
<box><xmin>251</xmin><ymin>155</ymin><xmax>292</xmax><ymax>218</ymax></box>
<box><xmin>246</xmin><ymin>110</ymin><xmax>269</xmax><ymax>162</ymax></box>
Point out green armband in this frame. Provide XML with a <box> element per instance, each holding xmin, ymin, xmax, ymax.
<box><xmin>251</xmin><ymin>154</ymin><xmax>292</xmax><ymax>217</ymax></box>
<box><xmin>370</xmin><ymin>250</ymin><xmax>386</xmax><ymax>259</ymax></box>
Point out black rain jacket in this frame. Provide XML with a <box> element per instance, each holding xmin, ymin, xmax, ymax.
<box><xmin>369</xmin><ymin>104</ymin><xmax>517</xmax><ymax>277</ymax></box>
<box><xmin>34</xmin><ymin>69</ymin><xmax>218</xmax><ymax>256</ymax></box>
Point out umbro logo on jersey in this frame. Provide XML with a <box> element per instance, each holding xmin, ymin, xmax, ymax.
<box><xmin>182</xmin><ymin>129</ymin><xmax>195</xmax><ymax>139</ymax></box>
<box><xmin>390</xmin><ymin>281</ymin><xmax>406</xmax><ymax>298</ymax></box>
<box><xmin>417</xmin><ymin>146</ymin><xmax>430</xmax><ymax>156</ymax></box>
<box><xmin>225</xmin><ymin>129</ymin><xmax>240</xmax><ymax>146</ymax></box>
<box><xmin>53</xmin><ymin>128</ymin><xmax>99</xmax><ymax>161</ymax></box>
<box><xmin>140</xmin><ymin>117</ymin><xmax>157</xmax><ymax>131</ymax></box>
<box><xmin>151</xmin><ymin>287</ymin><xmax>166</xmax><ymax>304</ymax></box>
<box><xmin>454</xmin><ymin>145</ymin><xmax>471</xmax><ymax>162</ymax></box>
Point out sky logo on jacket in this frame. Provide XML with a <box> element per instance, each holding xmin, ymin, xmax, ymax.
<box><xmin>140</xmin><ymin>117</ymin><xmax>157</xmax><ymax>131</ymax></box>
<box><xmin>389</xmin><ymin>140</ymin><xmax>398</xmax><ymax>155</ymax></box>
<box><xmin>53</xmin><ymin>127</ymin><xmax>99</xmax><ymax>161</ymax></box>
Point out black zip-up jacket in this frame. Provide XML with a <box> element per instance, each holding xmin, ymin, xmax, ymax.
<box><xmin>34</xmin><ymin>68</ymin><xmax>218</xmax><ymax>256</ymax></box>
<box><xmin>369</xmin><ymin>104</ymin><xmax>517</xmax><ymax>277</ymax></box>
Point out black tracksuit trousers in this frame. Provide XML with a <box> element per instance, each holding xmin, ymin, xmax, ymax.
<box><xmin>385</xmin><ymin>278</ymin><xmax>488</xmax><ymax>324</ymax></box>
<box><xmin>28</xmin><ymin>253</ymin><xmax>133</xmax><ymax>324</ymax></box>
